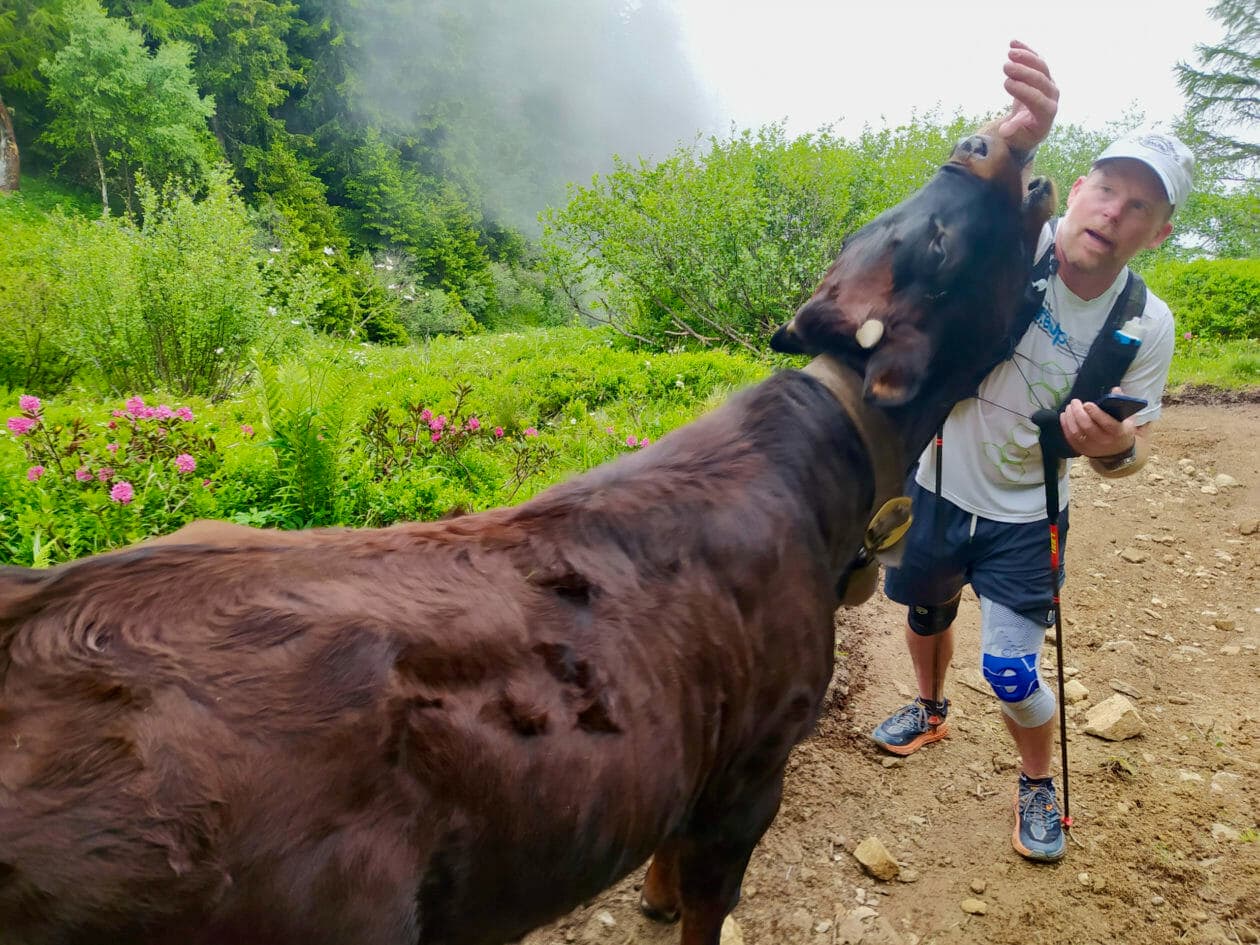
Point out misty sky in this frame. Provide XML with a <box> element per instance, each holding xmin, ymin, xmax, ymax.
<box><xmin>669</xmin><ymin>0</ymin><xmax>1223</xmax><ymax>138</ymax></box>
<box><xmin>347</xmin><ymin>0</ymin><xmax>1227</xmax><ymax>230</ymax></box>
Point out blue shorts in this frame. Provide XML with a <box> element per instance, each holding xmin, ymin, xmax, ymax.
<box><xmin>883</xmin><ymin>477</ymin><xmax>1068</xmax><ymax>628</ymax></box>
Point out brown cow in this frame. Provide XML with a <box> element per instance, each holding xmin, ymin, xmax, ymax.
<box><xmin>0</xmin><ymin>127</ymin><xmax>1055</xmax><ymax>945</ymax></box>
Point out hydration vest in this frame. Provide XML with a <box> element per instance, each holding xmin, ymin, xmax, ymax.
<box><xmin>987</xmin><ymin>217</ymin><xmax>1148</xmax><ymax>460</ymax></box>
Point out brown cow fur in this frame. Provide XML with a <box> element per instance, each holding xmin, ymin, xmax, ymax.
<box><xmin>0</xmin><ymin>377</ymin><xmax>873</xmax><ymax>945</ymax></box>
<box><xmin>0</xmin><ymin>125</ymin><xmax>1054</xmax><ymax>945</ymax></box>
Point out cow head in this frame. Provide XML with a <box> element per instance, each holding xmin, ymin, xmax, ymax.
<box><xmin>771</xmin><ymin>122</ymin><xmax>1056</xmax><ymax>413</ymax></box>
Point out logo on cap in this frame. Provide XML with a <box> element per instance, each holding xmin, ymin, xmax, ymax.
<box><xmin>1137</xmin><ymin>134</ymin><xmax>1178</xmax><ymax>157</ymax></box>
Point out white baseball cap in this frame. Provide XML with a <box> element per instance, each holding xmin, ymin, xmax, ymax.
<box><xmin>1094</xmin><ymin>131</ymin><xmax>1195</xmax><ymax>211</ymax></box>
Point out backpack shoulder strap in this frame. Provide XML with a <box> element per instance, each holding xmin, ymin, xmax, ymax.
<box><xmin>1038</xmin><ymin>268</ymin><xmax>1149</xmax><ymax>460</ymax></box>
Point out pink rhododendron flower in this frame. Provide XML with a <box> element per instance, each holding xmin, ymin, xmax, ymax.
<box><xmin>605</xmin><ymin>426</ymin><xmax>615</xmax><ymax>434</ymax></box>
<box><xmin>155</xmin><ymin>405</ymin><xmax>174</xmax><ymax>420</ymax></box>
<box><xmin>431</xmin><ymin>432</ymin><xmax>441</xmax><ymax>443</ymax></box>
<box><xmin>639</xmin><ymin>438</ymin><xmax>650</xmax><ymax>447</ymax></box>
<box><xmin>241</xmin><ymin>424</ymin><xmax>255</xmax><ymax>437</ymax></box>
<box><xmin>494</xmin><ymin>427</ymin><xmax>505</xmax><ymax>438</ymax></box>
<box><xmin>626</xmin><ymin>435</ymin><xmax>638</xmax><ymax>447</ymax></box>
<box><xmin>1183</xmin><ymin>331</ymin><xmax>1193</xmax><ymax>340</ymax></box>
<box><xmin>97</xmin><ymin>467</ymin><xmax>114</xmax><ymax>482</ymax></box>
<box><xmin>18</xmin><ymin>395</ymin><xmax>40</xmax><ymax>413</ymax></box>
<box><xmin>107</xmin><ymin>420</ymin><xmax>117</xmax><ymax>430</ymax></box>
<box><xmin>109</xmin><ymin>481</ymin><xmax>134</xmax><ymax>504</ymax></box>
<box><xmin>26</xmin><ymin>465</ymin><xmax>45</xmax><ymax>481</ymax></box>
<box><xmin>111</xmin><ymin>409</ymin><xmax>125</xmax><ymax>418</ymax></box>
<box><xmin>420</xmin><ymin>408</ymin><xmax>433</xmax><ymax>421</ymax></box>
<box><xmin>175</xmin><ymin>406</ymin><xmax>195</xmax><ymax>422</ymax></box>
<box><xmin>6</xmin><ymin>416</ymin><xmax>36</xmax><ymax>436</ymax></box>
<box><xmin>174</xmin><ymin>453</ymin><xmax>196</xmax><ymax>474</ymax></box>
<box><xmin>523</xmin><ymin>427</ymin><xmax>539</xmax><ymax>437</ymax></box>
<box><xmin>75</xmin><ymin>467</ymin><xmax>92</xmax><ymax>482</ymax></box>
<box><xmin>466</xmin><ymin>417</ymin><xmax>481</xmax><ymax>431</ymax></box>
<box><xmin>125</xmin><ymin>396</ymin><xmax>146</xmax><ymax>415</ymax></box>
<box><xmin>106</xmin><ymin>442</ymin><xmax>119</xmax><ymax>453</ymax></box>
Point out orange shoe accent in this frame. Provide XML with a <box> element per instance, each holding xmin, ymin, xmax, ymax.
<box><xmin>874</xmin><ymin>720</ymin><xmax>950</xmax><ymax>757</ymax></box>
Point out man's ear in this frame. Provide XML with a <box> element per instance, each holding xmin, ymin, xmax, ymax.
<box><xmin>1147</xmin><ymin>220</ymin><xmax>1174</xmax><ymax>250</ymax></box>
<box><xmin>1065</xmin><ymin>175</ymin><xmax>1087</xmax><ymax>209</ymax></box>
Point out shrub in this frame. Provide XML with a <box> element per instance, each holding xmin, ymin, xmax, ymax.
<box><xmin>542</xmin><ymin>124</ymin><xmax>868</xmax><ymax>351</ymax></box>
<box><xmin>1144</xmin><ymin>257</ymin><xmax>1260</xmax><ymax>341</ymax></box>
<box><xmin>0</xmin><ymin>214</ymin><xmax>83</xmax><ymax>392</ymax></box>
<box><xmin>50</xmin><ymin>166</ymin><xmax>297</xmax><ymax>398</ymax></box>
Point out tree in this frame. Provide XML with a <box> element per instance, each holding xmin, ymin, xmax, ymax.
<box><xmin>0</xmin><ymin>0</ymin><xmax>72</xmax><ymax>172</ymax></box>
<box><xmin>1175</xmin><ymin>0</ymin><xmax>1259</xmax><ymax>176</ymax></box>
<box><xmin>41</xmin><ymin>0</ymin><xmax>216</xmax><ymax>215</ymax></box>
<box><xmin>0</xmin><ymin>93</ymin><xmax>18</xmax><ymax>192</ymax></box>
<box><xmin>106</xmin><ymin>0</ymin><xmax>305</xmax><ymax>189</ymax></box>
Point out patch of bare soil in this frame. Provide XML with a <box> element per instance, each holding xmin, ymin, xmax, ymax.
<box><xmin>523</xmin><ymin>404</ymin><xmax>1260</xmax><ymax>945</ymax></box>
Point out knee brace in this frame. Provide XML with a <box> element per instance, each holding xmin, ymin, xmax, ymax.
<box><xmin>979</xmin><ymin>597</ymin><xmax>1056</xmax><ymax>728</ymax></box>
<box><xmin>907</xmin><ymin>592</ymin><xmax>961</xmax><ymax>637</ymax></box>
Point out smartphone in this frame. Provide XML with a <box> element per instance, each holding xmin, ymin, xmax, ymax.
<box><xmin>1097</xmin><ymin>393</ymin><xmax>1148</xmax><ymax>421</ymax></box>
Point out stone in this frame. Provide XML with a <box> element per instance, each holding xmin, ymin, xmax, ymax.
<box><xmin>1063</xmin><ymin>679</ymin><xmax>1090</xmax><ymax>703</ymax></box>
<box><xmin>1213</xmin><ymin>618</ymin><xmax>1236</xmax><ymax>631</ymax></box>
<box><xmin>1212</xmin><ymin>823</ymin><xmax>1242</xmax><ymax>842</ymax></box>
<box><xmin>1109</xmin><ymin>679</ymin><xmax>1143</xmax><ymax>699</ymax></box>
<box><xmin>969</xmin><ymin>879</ymin><xmax>987</xmax><ymax>895</ymax></box>
<box><xmin>595</xmin><ymin>909</ymin><xmax>616</xmax><ymax>929</ymax></box>
<box><xmin>854</xmin><ymin>836</ymin><xmax>900</xmax><ymax>881</ymax></box>
<box><xmin>1240</xmin><ymin>520</ymin><xmax>1259</xmax><ymax>536</ymax></box>
<box><xmin>1201</xmin><ymin>484</ymin><xmax>1219</xmax><ymax>495</ymax></box>
<box><xmin>1211</xmin><ymin>771</ymin><xmax>1242</xmax><ymax>795</ymax></box>
<box><xmin>1102</xmin><ymin>639</ymin><xmax>1137</xmax><ymax>654</ymax></box>
<box><xmin>1221</xmin><ymin>645</ymin><xmax>1241</xmax><ymax>656</ymax></box>
<box><xmin>720</xmin><ymin>916</ymin><xmax>744</xmax><ymax>945</ymax></box>
<box><xmin>1213</xmin><ymin>473</ymin><xmax>1239</xmax><ymax>488</ymax></box>
<box><xmin>1083</xmin><ymin>694</ymin><xmax>1145</xmax><ymax>741</ymax></box>
<box><xmin>960</xmin><ymin>898</ymin><xmax>988</xmax><ymax>915</ymax></box>
<box><xmin>1120</xmin><ymin>547</ymin><xmax>1147</xmax><ymax>563</ymax></box>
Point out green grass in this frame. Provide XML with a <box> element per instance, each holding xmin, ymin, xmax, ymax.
<box><xmin>0</xmin><ymin>172</ymin><xmax>99</xmax><ymax>223</ymax></box>
<box><xmin>1168</xmin><ymin>338</ymin><xmax>1260</xmax><ymax>391</ymax></box>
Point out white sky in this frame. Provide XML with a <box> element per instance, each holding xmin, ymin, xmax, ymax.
<box><xmin>668</xmin><ymin>0</ymin><xmax>1223</xmax><ymax>138</ymax></box>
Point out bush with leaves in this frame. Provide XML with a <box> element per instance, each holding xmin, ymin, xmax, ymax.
<box><xmin>1145</xmin><ymin>257</ymin><xmax>1260</xmax><ymax>341</ymax></box>
<box><xmin>541</xmin><ymin>118</ymin><xmax>999</xmax><ymax>352</ymax></box>
<box><xmin>50</xmin><ymin>166</ymin><xmax>300</xmax><ymax>398</ymax></box>
<box><xmin>1</xmin><ymin>392</ymin><xmax>220</xmax><ymax>561</ymax></box>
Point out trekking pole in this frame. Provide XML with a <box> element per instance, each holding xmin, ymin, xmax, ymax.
<box><xmin>1032</xmin><ymin>408</ymin><xmax>1073</xmax><ymax>830</ymax></box>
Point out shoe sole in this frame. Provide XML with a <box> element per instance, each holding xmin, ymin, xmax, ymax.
<box><xmin>872</xmin><ymin>722</ymin><xmax>949</xmax><ymax>757</ymax></box>
<box><xmin>1011</xmin><ymin>789</ymin><xmax>1066</xmax><ymax>862</ymax></box>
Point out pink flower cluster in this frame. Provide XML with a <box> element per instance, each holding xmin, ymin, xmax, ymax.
<box><xmin>6</xmin><ymin>394</ymin><xmax>42</xmax><ymax>437</ymax></box>
<box><xmin>118</xmin><ymin>397</ymin><xmax>195</xmax><ymax>423</ymax></box>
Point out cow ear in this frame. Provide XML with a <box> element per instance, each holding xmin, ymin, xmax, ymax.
<box><xmin>862</xmin><ymin>328</ymin><xmax>931</xmax><ymax>406</ymax></box>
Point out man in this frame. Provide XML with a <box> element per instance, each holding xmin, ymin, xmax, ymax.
<box><xmin>870</xmin><ymin>45</ymin><xmax>1195</xmax><ymax>864</ymax></box>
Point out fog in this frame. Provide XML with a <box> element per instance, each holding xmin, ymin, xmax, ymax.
<box><xmin>349</xmin><ymin>0</ymin><xmax>720</xmax><ymax>232</ymax></box>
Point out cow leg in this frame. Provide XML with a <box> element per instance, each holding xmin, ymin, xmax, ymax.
<box><xmin>675</xmin><ymin>770</ymin><xmax>787</xmax><ymax>945</ymax></box>
<box><xmin>639</xmin><ymin>838</ymin><xmax>682</xmax><ymax>923</ymax></box>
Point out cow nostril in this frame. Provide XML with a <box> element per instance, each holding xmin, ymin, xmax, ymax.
<box><xmin>959</xmin><ymin>135</ymin><xmax>988</xmax><ymax>158</ymax></box>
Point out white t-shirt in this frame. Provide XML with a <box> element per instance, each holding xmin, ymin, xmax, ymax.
<box><xmin>914</xmin><ymin>223</ymin><xmax>1176</xmax><ymax>523</ymax></box>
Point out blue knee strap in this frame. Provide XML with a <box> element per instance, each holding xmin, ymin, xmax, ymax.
<box><xmin>981</xmin><ymin>652</ymin><xmax>1041</xmax><ymax>703</ymax></box>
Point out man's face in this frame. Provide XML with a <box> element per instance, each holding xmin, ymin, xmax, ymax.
<box><xmin>1058</xmin><ymin>160</ymin><xmax>1174</xmax><ymax>277</ymax></box>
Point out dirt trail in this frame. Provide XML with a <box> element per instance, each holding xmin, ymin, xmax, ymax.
<box><xmin>523</xmin><ymin>403</ymin><xmax>1260</xmax><ymax>945</ymax></box>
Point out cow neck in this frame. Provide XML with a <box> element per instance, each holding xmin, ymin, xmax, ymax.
<box><xmin>801</xmin><ymin>354</ymin><xmax>905</xmax><ymax>512</ymax></box>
